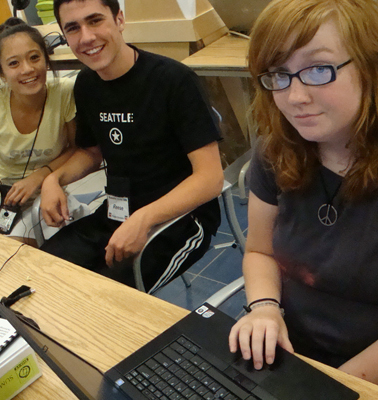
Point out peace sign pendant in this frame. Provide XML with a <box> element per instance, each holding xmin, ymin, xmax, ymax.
<box><xmin>318</xmin><ymin>204</ymin><xmax>338</xmax><ymax>226</ymax></box>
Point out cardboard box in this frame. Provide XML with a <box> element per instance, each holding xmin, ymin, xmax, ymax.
<box><xmin>0</xmin><ymin>336</ymin><xmax>42</xmax><ymax>400</ymax></box>
<box><xmin>122</xmin><ymin>0</ymin><xmax>228</xmax><ymax>60</ymax></box>
<box><xmin>0</xmin><ymin>0</ymin><xmax>12</xmax><ymax>25</ymax></box>
<box><xmin>208</xmin><ymin>0</ymin><xmax>272</xmax><ymax>32</ymax></box>
<box><xmin>124</xmin><ymin>0</ymin><xmax>212</xmax><ymax>21</ymax></box>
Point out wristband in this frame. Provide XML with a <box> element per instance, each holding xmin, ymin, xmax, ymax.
<box><xmin>42</xmin><ymin>165</ymin><xmax>53</xmax><ymax>173</ymax></box>
<box><xmin>243</xmin><ymin>297</ymin><xmax>279</xmax><ymax>312</ymax></box>
<box><xmin>243</xmin><ymin>298</ymin><xmax>284</xmax><ymax>316</ymax></box>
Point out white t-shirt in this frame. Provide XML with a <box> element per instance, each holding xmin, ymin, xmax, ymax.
<box><xmin>0</xmin><ymin>77</ymin><xmax>89</xmax><ymax>240</ymax></box>
<box><xmin>0</xmin><ymin>77</ymin><xmax>76</xmax><ymax>183</ymax></box>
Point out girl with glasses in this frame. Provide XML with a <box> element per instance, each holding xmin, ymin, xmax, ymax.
<box><xmin>229</xmin><ymin>0</ymin><xmax>378</xmax><ymax>383</ymax></box>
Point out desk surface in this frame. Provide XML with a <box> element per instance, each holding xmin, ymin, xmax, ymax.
<box><xmin>182</xmin><ymin>33</ymin><xmax>250</xmax><ymax>77</ymax></box>
<box><xmin>1</xmin><ymin>236</ymin><xmax>187</xmax><ymax>399</ymax></box>
<box><xmin>36</xmin><ymin>26</ymin><xmax>250</xmax><ymax>74</ymax></box>
<box><xmin>0</xmin><ymin>235</ymin><xmax>377</xmax><ymax>399</ymax></box>
<box><xmin>36</xmin><ymin>24</ymin><xmax>81</xmax><ymax>70</ymax></box>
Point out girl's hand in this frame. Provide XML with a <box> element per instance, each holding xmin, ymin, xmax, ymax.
<box><xmin>5</xmin><ymin>169</ymin><xmax>49</xmax><ymax>206</ymax></box>
<box><xmin>229</xmin><ymin>306</ymin><xmax>294</xmax><ymax>369</ymax></box>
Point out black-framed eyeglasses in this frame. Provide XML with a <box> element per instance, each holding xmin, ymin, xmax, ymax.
<box><xmin>258</xmin><ymin>59</ymin><xmax>352</xmax><ymax>91</ymax></box>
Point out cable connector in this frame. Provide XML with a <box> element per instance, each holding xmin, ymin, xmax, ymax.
<box><xmin>1</xmin><ymin>286</ymin><xmax>36</xmax><ymax>307</ymax></box>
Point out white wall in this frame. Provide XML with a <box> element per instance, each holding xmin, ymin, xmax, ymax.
<box><xmin>6</xmin><ymin>0</ymin><xmax>12</xmax><ymax>13</ymax></box>
<box><xmin>7</xmin><ymin>0</ymin><xmax>23</xmax><ymax>19</ymax></box>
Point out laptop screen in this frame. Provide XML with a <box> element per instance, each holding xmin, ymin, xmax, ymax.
<box><xmin>0</xmin><ymin>303</ymin><xmax>130</xmax><ymax>400</ymax></box>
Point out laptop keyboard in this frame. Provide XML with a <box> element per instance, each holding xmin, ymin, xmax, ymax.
<box><xmin>124</xmin><ymin>336</ymin><xmax>262</xmax><ymax>400</ymax></box>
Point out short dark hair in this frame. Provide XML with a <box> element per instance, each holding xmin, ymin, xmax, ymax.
<box><xmin>54</xmin><ymin>0</ymin><xmax>120</xmax><ymax>27</ymax></box>
<box><xmin>0</xmin><ymin>17</ymin><xmax>54</xmax><ymax>76</ymax></box>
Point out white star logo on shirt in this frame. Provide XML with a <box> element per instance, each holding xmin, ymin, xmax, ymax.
<box><xmin>109</xmin><ymin>128</ymin><xmax>123</xmax><ymax>145</ymax></box>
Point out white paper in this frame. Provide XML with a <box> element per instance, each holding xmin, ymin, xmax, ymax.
<box><xmin>0</xmin><ymin>318</ymin><xmax>17</xmax><ymax>351</ymax></box>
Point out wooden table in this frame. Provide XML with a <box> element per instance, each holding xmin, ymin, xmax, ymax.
<box><xmin>35</xmin><ymin>24</ymin><xmax>83</xmax><ymax>71</ymax></box>
<box><xmin>35</xmin><ymin>22</ymin><xmax>227</xmax><ymax>69</ymax></box>
<box><xmin>36</xmin><ymin>27</ymin><xmax>250</xmax><ymax>75</ymax></box>
<box><xmin>0</xmin><ymin>236</ymin><xmax>187</xmax><ymax>399</ymax></box>
<box><xmin>182</xmin><ymin>33</ymin><xmax>250</xmax><ymax>78</ymax></box>
<box><xmin>1</xmin><ymin>235</ymin><xmax>377</xmax><ymax>399</ymax></box>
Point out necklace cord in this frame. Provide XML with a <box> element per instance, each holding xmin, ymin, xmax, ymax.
<box><xmin>318</xmin><ymin>169</ymin><xmax>343</xmax><ymax>226</ymax></box>
<box><xmin>20</xmin><ymin>91</ymin><xmax>48</xmax><ymax>180</ymax></box>
<box><xmin>319</xmin><ymin>169</ymin><xmax>342</xmax><ymax>206</ymax></box>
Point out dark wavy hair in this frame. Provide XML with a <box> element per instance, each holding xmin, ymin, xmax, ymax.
<box><xmin>53</xmin><ymin>0</ymin><xmax>120</xmax><ymax>27</ymax></box>
<box><xmin>249</xmin><ymin>0</ymin><xmax>378</xmax><ymax>201</ymax></box>
<box><xmin>0</xmin><ymin>17</ymin><xmax>54</xmax><ymax>76</ymax></box>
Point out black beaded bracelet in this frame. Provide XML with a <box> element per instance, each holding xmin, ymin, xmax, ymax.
<box><xmin>243</xmin><ymin>297</ymin><xmax>280</xmax><ymax>313</ymax></box>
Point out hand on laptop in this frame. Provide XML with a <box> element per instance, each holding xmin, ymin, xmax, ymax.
<box><xmin>229</xmin><ymin>306</ymin><xmax>294</xmax><ymax>370</ymax></box>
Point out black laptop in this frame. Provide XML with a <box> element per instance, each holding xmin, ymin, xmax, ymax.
<box><xmin>0</xmin><ymin>302</ymin><xmax>359</xmax><ymax>400</ymax></box>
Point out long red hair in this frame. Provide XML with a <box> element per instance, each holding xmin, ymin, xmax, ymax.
<box><xmin>249</xmin><ymin>0</ymin><xmax>378</xmax><ymax>200</ymax></box>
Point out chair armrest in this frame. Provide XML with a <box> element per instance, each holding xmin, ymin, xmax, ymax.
<box><xmin>205</xmin><ymin>276</ymin><xmax>245</xmax><ymax>308</ymax></box>
<box><xmin>221</xmin><ymin>181</ymin><xmax>246</xmax><ymax>254</ymax></box>
<box><xmin>133</xmin><ymin>214</ymin><xmax>188</xmax><ymax>293</ymax></box>
<box><xmin>31</xmin><ymin>196</ymin><xmax>45</xmax><ymax>248</ymax></box>
<box><xmin>238</xmin><ymin>160</ymin><xmax>251</xmax><ymax>204</ymax></box>
<box><xmin>134</xmin><ymin>180</ymin><xmax>247</xmax><ymax>293</ymax></box>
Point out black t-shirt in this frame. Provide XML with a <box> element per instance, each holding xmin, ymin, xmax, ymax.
<box><xmin>74</xmin><ymin>46</ymin><xmax>221</xmax><ymax>234</ymax></box>
<box><xmin>247</xmin><ymin>143</ymin><xmax>378</xmax><ymax>366</ymax></box>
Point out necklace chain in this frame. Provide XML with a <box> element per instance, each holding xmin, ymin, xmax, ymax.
<box><xmin>318</xmin><ymin>170</ymin><xmax>342</xmax><ymax>226</ymax></box>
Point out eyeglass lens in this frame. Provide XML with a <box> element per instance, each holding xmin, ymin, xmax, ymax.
<box><xmin>261</xmin><ymin>65</ymin><xmax>334</xmax><ymax>90</ymax></box>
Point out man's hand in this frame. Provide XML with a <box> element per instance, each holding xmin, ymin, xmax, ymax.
<box><xmin>105</xmin><ymin>209</ymin><xmax>150</xmax><ymax>267</ymax></box>
<box><xmin>5</xmin><ymin>170</ymin><xmax>48</xmax><ymax>206</ymax></box>
<box><xmin>40</xmin><ymin>174</ymin><xmax>70</xmax><ymax>227</ymax></box>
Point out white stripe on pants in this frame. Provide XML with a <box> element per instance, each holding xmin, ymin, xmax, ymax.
<box><xmin>148</xmin><ymin>219</ymin><xmax>204</xmax><ymax>294</ymax></box>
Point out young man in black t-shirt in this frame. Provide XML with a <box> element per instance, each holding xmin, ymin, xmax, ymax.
<box><xmin>40</xmin><ymin>0</ymin><xmax>223</xmax><ymax>293</ymax></box>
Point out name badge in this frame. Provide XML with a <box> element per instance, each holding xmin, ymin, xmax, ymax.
<box><xmin>107</xmin><ymin>195</ymin><xmax>129</xmax><ymax>222</ymax></box>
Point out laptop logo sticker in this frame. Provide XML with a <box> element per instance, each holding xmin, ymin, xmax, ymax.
<box><xmin>195</xmin><ymin>306</ymin><xmax>208</xmax><ymax>315</ymax></box>
<box><xmin>195</xmin><ymin>306</ymin><xmax>214</xmax><ymax>318</ymax></box>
